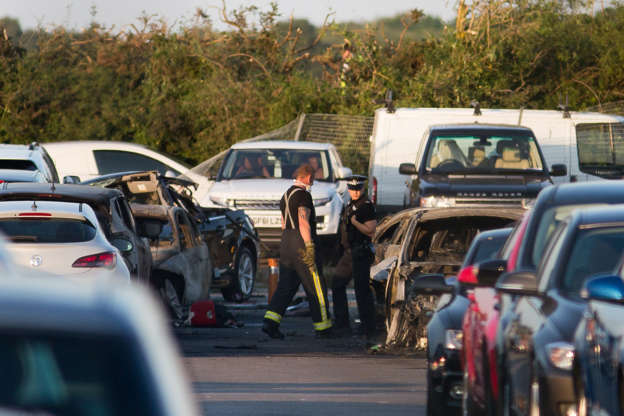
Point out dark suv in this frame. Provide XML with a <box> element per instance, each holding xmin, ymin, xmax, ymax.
<box><xmin>399</xmin><ymin>124</ymin><xmax>567</xmax><ymax>208</ymax></box>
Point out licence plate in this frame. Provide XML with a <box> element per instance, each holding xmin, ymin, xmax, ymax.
<box><xmin>250</xmin><ymin>214</ymin><xmax>281</xmax><ymax>227</ymax></box>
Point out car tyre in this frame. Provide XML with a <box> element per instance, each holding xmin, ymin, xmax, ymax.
<box><xmin>221</xmin><ymin>246</ymin><xmax>256</xmax><ymax>302</ymax></box>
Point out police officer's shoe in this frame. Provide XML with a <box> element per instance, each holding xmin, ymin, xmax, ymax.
<box><xmin>262</xmin><ymin>320</ymin><xmax>285</xmax><ymax>339</ymax></box>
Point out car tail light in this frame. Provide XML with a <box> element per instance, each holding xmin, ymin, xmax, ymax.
<box><xmin>371</xmin><ymin>176</ymin><xmax>378</xmax><ymax>204</ymax></box>
<box><xmin>19</xmin><ymin>212</ymin><xmax>52</xmax><ymax>217</ymax></box>
<box><xmin>457</xmin><ymin>265</ymin><xmax>479</xmax><ymax>284</ymax></box>
<box><xmin>72</xmin><ymin>252</ymin><xmax>116</xmax><ymax>268</ymax></box>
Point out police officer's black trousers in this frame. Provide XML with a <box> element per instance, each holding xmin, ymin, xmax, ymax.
<box><xmin>264</xmin><ymin>230</ymin><xmax>332</xmax><ymax>332</ymax></box>
<box><xmin>332</xmin><ymin>247</ymin><xmax>376</xmax><ymax>337</ymax></box>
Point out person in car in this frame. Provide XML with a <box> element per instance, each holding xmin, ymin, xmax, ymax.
<box><xmin>235</xmin><ymin>155</ymin><xmax>270</xmax><ymax>178</ymax></box>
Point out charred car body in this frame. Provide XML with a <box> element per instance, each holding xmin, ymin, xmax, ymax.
<box><xmin>399</xmin><ymin>124</ymin><xmax>566</xmax><ymax>208</ymax></box>
<box><xmin>371</xmin><ymin>207</ymin><xmax>524</xmax><ymax>350</ymax></box>
<box><xmin>0</xmin><ymin>182</ymin><xmax>152</xmax><ymax>282</ymax></box>
<box><xmin>83</xmin><ymin>171</ymin><xmax>259</xmax><ymax>302</ymax></box>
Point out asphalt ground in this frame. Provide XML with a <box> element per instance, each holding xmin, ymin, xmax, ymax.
<box><xmin>174</xmin><ymin>287</ymin><xmax>428</xmax><ymax>416</ymax></box>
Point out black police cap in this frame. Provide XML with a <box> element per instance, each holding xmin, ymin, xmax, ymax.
<box><xmin>345</xmin><ymin>175</ymin><xmax>367</xmax><ymax>190</ymax></box>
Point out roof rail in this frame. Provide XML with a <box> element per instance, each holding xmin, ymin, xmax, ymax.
<box><xmin>470</xmin><ymin>100</ymin><xmax>482</xmax><ymax>116</ymax></box>
<box><xmin>28</xmin><ymin>142</ymin><xmax>39</xmax><ymax>150</ymax></box>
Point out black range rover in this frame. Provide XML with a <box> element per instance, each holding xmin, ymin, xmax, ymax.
<box><xmin>399</xmin><ymin>124</ymin><xmax>567</xmax><ymax>208</ymax></box>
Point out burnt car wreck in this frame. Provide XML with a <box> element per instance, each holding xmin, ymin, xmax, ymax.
<box><xmin>371</xmin><ymin>207</ymin><xmax>524</xmax><ymax>350</ymax></box>
<box><xmin>83</xmin><ymin>171</ymin><xmax>260</xmax><ymax>307</ymax></box>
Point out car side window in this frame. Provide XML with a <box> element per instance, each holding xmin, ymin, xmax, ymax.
<box><xmin>93</xmin><ymin>150</ymin><xmax>180</xmax><ymax>176</ymax></box>
<box><xmin>41</xmin><ymin>150</ymin><xmax>59</xmax><ymax>182</ymax></box>
<box><xmin>536</xmin><ymin>221</ymin><xmax>568</xmax><ymax>292</ymax></box>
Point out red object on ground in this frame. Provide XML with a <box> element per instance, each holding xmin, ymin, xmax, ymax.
<box><xmin>190</xmin><ymin>300</ymin><xmax>217</xmax><ymax>326</ymax></box>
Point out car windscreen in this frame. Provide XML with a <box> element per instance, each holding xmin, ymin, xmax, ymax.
<box><xmin>531</xmin><ymin>203</ymin><xmax>608</xmax><ymax>268</ymax></box>
<box><xmin>561</xmin><ymin>227</ymin><xmax>624</xmax><ymax>294</ymax></box>
<box><xmin>0</xmin><ymin>160</ymin><xmax>38</xmax><ymax>171</ymax></box>
<box><xmin>0</xmin><ymin>218</ymin><xmax>96</xmax><ymax>243</ymax></box>
<box><xmin>0</xmin><ymin>332</ymin><xmax>161</xmax><ymax>416</ymax></box>
<box><xmin>467</xmin><ymin>233</ymin><xmax>509</xmax><ymax>265</ymax></box>
<box><xmin>424</xmin><ymin>133</ymin><xmax>544</xmax><ymax>173</ymax></box>
<box><xmin>220</xmin><ymin>149</ymin><xmax>333</xmax><ymax>181</ymax></box>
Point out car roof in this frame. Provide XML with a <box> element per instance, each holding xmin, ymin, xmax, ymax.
<box><xmin>0</xmin><ymin>143</ymin><xmax>45</xmax><ymax>159</ymax></box>
<box><xmin>0</xmin><ymin>200</ymin><xmax>98</xmax><ymax>223</ymax></box>
<box><xmin>231</xmin><ymin>140</ymin><xmax>334</xmax><ymax>150</ymax></box>
<box><xmin>43</xmin><ymin>140</ymin><xmax>150</xmax><ymax>152</ymax></box>
<box><xmin>428</xmin><ymin>124</ymin><xmax>534</xmax><ymax>134</ymax></box>
<box><xmin>0</xmin><ymin>183</ymin><xmax>123</xmax><ymax>207</ymax></box>
<box><xmin>475</xmin><ymin>227</ymin><xmax>513</xmax><ymax>240</ymax></box>
<box><xmin>541</xmin><ymin>181</ymin><xmax>624</xmax><ymax>207</ymax></box>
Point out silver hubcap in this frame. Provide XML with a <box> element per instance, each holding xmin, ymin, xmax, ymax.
<box><xmin>238</xmin><ymin>252</ymin><xmax>254</xmax><ymax>295</ymax></box>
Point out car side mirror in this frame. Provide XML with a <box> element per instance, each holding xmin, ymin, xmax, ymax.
<box><xmin>63</xmin><ymin>175</ymin><xmax>81</xmax><ymax>184</ymax></box>
<box><xmin>495</xmin><ymin>270</ymin><xmax>539</xmax><ymax>296</ymax></box>
<box><xmin>336</xmin><ymin>166</ymin><xmax>353</xmax><ymax>180</ymax></box>
<box><xmin>550</xmin><ymin>164</ymin><xmax>567</xmax><ymax>177</ymax></box>
<box><xmin>399</xmin><ymin>163</ymin><xmax>417</xmax><ymax>175</ymax></box>
<box><xmin>408</xmin><ymin>273</ymin><xmax>453</xmax><ymax>295</ymax></box>
<box><xmin>582</xmin><ymin>274</ymin><xmax>624</xmax><ymax>303</ymax></box>
<box><xmin>458</xmin><ymin>259</ymin><xmax>507</xmax><ymax>288</ymax></box>
<box><xmin>110</xmin><ymin>235</ymin><xmax>134</xmax><ymax>254</ymax></box>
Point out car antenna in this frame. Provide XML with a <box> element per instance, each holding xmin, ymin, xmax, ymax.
<box><xmin>384</xmin><ymin>89</ymin><xmax>395</xmax><ymax>113</ymax></box>
<box><xmin>31</xmin><ymin>201</ymin><xmax>37</xmax><ymax>211</ymax></box>
<box><xmin>50</xmin><ymin>182</ymin><xmax>56</xmax><ymax>192</ymax></box>
<box><xmin>79</xmin><ymin>202</ymin><xmax>83</xmax><ymax>212</ymax></box>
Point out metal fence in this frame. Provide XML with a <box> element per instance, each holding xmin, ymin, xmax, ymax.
<box><xmin>193</xmin><ymin>113</ymin><xmax>375</xmax><ymax>176</ymax></box>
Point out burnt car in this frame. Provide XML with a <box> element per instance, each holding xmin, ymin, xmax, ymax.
<box><xmin>0</xmin><ymin>182</ymin><xmax>152</xmax><ymax>282</ymax></box>
<box><xmin>130</xmin><ymin>203</ymin><xmax>212</xmax><ymax>321</ymax></box>
<box><xmin>377</xmin><ymin>207</ymin><xmax>524</xmax><ymax>350</ymax></box>
<box><xmin>83</xmin><ymin>171</ymin><xmax>260</xmax><ymax>302</ymax></box>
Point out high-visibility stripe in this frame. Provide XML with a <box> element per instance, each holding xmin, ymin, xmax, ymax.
<box><xmin>264</xmin><ymin>310</ymin><xmax>282</xmax><ymax>323</ymax></box>
<box><xmin>310</xmin><ymin>265</ymin><xmax>328</xmax><ymax>323</ymax></box>
<box><xmin>314</xmin><ymin>319</ymin><xmax>333</xmax><ymax>331</ymax></box>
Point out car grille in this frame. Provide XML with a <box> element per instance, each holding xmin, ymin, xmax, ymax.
<box><xmin>454</xmin><ymin>198</ymin><xmax>526</xmax><ymax>206</ymax></box>
<box><xmin>233</xmin><ymin>199</ymin><xmax>280</xmax><ymax>209</ymax></box>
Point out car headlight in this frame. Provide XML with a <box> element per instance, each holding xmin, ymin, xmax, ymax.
<box><xmin>313</xmin><ymin>197</ymin><xmax>332</xmax><ymax>207</ymax></box>
<box><xmin>209</xmin><ymin>195</ymin><xmax>230</xmax><ymax>207</ymax></box>
<box><xmin>546</xmin><ymin>342</ymin><xmax>574</xmax><ymax>370</ymax></box>
<box><xmin>445</xmin><ymin>329</ymin><xmax>463</xmax><ymax>350</ymax></box>
<box><xmin>420</xmin><ymin>196</ymin><xmax>456</xmax><ymax>208</ymax></box>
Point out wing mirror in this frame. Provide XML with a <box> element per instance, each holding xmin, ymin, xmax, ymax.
<box><xmin>458</xmin><ymin>259</ymin><xmax>507</xmax><ymax>288</ymax></box>
<box><xmin>110</xmin><ymin>235</ymin><xmax>134</xmax><ymax>254</ymax></box>
<box><xmin>336</xmin><ymin>166</ymin><xmax>353</xmax><ymax>180</ymax></box>
<box><xmin>63</xmin><ymin>175</ymin><xmax>81</xmax><ymax>184</ymax></box>
<box><xmin>399</xmin><ymin>163</ymin><xmax>417</xmax><ymax>175</ymax></box>
<box><xmin>408</xmin><ymin>273</ymin><xmax>454</xmax><ymax>295</ymax></box>
<box><xmin>582</xmin><ymin>274</ymin><xmax>624</xmax><ymax>303</ymax></box>
<box><xmin>495</xmin><ymin>270</ymin><xmax>539</xmax><ymax>296</ymax></box>
<box><xmin>550</xmin><ymin>164</ymin><xmax>567</xmax><ymax>177</ymax></box>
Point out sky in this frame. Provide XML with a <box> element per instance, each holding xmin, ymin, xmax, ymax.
<box><xmin>2</xmin><ymin>1</ymin><xmax>457</xmax><ymax>32</ymax></box>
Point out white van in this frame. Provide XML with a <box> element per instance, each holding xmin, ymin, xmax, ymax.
<box><xmin>368</xmin><ymin>107</ymin><xmax>624</xmax><ymax>213</ymax></box>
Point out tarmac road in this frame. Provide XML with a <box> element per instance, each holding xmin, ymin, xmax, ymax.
<box><xmin>174</xmin><ymin>289</ymin><xmax>428</xmax><ymax>416</ymax></box>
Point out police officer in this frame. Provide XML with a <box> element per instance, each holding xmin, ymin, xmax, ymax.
<box><xmin>262</xmin><ymin>164</ymin><xmax>333</xmax><ymax>339</ymax></box>
<box><xmin>332</xmin><ymin>175</ymin><xmax>377</xmax><ymax>342</ymax></box>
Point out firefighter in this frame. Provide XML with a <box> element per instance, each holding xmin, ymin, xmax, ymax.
<box><xmin>262</xmin><ymin>164</ymin><xmax>333</xmax><ymax>339</ymax></box>
<box><xmin>331</xmin><ymin>175</ymin><xmax>378</xmax><ymax>342</ymax></box>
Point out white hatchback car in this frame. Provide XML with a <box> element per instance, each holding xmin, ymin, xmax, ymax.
<box><xmin>0</xmin><ymin>200</ymin><xmax>130</xmax><ymax>283</ymax></box>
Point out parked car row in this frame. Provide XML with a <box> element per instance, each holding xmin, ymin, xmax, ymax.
<box><xmin>381</xmin><ymin>180</ymin><xmax>624</xmax><ymax>416</ymax></box>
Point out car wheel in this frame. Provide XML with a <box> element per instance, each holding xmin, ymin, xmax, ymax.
<box><xmin>221</xmin><ymin>247</ymin><xmax>256</xmax><ymax>302</ymax></box>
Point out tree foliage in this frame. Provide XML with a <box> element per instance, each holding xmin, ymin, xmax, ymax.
<box><xmin>0</xmin><ymin>0</ymin><xmax>623</xmax><ymax>168</ymax></box>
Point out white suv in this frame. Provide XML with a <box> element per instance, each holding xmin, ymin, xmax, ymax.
<box><xmin>202</xmin><ymin>140</ymin><xmax>352</xmax><ymax>256</ymax></box>
<box><xmin>0</xmin><ymin>142</ymin><xmax>59</xmax><ymax>182</ymax></box>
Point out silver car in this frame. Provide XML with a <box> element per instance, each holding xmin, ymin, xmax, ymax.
<box><xmin>0</xmin><ymin>200</ymin><xmax>130</xmax><ymax>282</ymax></box>
<box><xmin>0</xmin><ymin>275</ymin><xmax>199</xmax><ymax>415</ymax></box>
